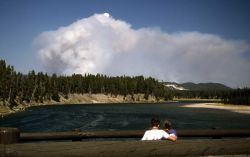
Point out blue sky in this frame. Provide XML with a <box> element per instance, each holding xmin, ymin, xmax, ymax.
<box><xmin>0</xmin><ymin>0</ymin><xmax>250</xmax><ymax>86</ymax></box>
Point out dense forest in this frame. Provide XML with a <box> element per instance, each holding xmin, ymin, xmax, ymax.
<box><xmin>0</xmin><ymin>59</ymin><xmax>172</xmax><ymax>108</ymax></box>
<box><xmin>0</xmin><ymin>59</ymin><xmax>249</xmax><ymax>108</ymax></box>
<box><xmin>171</xmin><ymin>89</ymin><xmax>250</xmax><ymax>105</ymax></box>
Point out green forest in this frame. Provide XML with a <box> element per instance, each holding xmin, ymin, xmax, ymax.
<box><xmin>0</xmin><ymin>59</ymin><xmax>171</xmax><ymax>108</ymax></box>
<box><xmin>0</xmin><ymin>59</ymin><xmax>250</xmax><ymax>109</ymax></box>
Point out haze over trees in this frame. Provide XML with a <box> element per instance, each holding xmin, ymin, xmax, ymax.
<box><xmin>0</xmin><ymin>59</ymin><xmax>249</xmax><ymax>109</ymax></box>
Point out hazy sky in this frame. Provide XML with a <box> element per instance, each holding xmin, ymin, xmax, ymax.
<box><xmin>0</xmin><ymin>0</ymin><xmax>250</xmax><ymax>87</ymax></box>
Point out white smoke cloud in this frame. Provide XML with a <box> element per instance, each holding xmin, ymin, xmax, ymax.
<box><xmin>34</xmin><ymin>13</ymin><xmax>250</xmax><ymax>87</ymax></box>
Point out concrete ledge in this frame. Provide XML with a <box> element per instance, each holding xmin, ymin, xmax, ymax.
<box><xmin>1</xmin><ymin>139</ymin><xmax>250</xmax><ymax>157</ymax></box>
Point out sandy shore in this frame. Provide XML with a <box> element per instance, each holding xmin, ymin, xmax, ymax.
<box><xmin>182</xmin><ymin>103</ymin><xmax>250</xmax><ymax>114</ymax></box>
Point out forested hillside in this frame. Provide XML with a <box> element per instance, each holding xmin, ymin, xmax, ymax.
<box><xmin>180</xmin><ymin>82</ymin><xmax>231</xmax><ymax>91</ymax></box>
<box><xmin>167</xmin><ymin>85</ymin><xmax>250</xmax><ymax>105</ymax></box>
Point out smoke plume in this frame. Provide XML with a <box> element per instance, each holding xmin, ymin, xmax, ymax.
<box><xmin>34</xmin><ymin>13</ymin><xmax>250</xmax><ymax>87</ymax></box>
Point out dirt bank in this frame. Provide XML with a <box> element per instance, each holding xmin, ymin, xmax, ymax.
<box><xmin>0</xmin><ymin>94</ymin><xmax>159</xmax><ymax>116</ymax></box>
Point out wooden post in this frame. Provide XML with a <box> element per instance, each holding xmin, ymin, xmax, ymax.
<box><xmin>72</xmin><ymin>128</ymin><xmax>82</xmax><ymax>142</ymax></box>
<box><xmin>0</xmin><ymin>127</ymin><xmax>20</xmax><ymax>144</ymax></box>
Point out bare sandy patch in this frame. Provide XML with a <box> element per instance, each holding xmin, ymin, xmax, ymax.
<box><xmin>182</xmin><ymin>103</ymin><xmax>250</xmax><ymax>114</ymax></box>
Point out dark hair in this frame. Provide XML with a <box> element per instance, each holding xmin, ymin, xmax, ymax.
<box><xmin>151</xmin><ymin>118</ymin><xmax>160</xmax><ymax>127</ymax></box>
<box><xmin>164</xmin><ymin>120</ymin><xmax>172</xmax><ymax>130</ymax></box>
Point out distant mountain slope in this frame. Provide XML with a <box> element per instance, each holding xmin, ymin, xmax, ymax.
<box><xmin>181</xmin><ymin>82</ymin><xmax>231</xmax><ymax>90</ymax></box>
<box><xmin>164</xmin><ymin>82</ymin><xmax>231</xmax><ymax>91</ymax></box>
<box><xmin>164</xmin><ymin>82</ymin><xmax>188</xmax><ymax>90</ymax></box>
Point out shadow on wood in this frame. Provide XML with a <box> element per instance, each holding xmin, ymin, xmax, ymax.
<box><xmin>1</xmin><ymin>139</ymin><xmax>250</xmax><ymax>157</ymax></box>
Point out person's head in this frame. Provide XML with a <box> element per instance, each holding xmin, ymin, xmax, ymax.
<box><xmin>164</xmin><ymin>120</ymin><xmax>172</xmax><ymax>130</ymax></box>
<box><xmin>151</xmin><ymin>118</ymin><xmax>160</xmax><ymax>128</ymax></box>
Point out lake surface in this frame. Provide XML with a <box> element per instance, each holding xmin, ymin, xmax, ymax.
<box><xmin>1</xmin><ymin>102</ymin><xmax>250</xmax><ymax>132</ymax></box>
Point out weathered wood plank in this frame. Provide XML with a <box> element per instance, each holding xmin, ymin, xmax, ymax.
<box><xmin>1</xmin><ymin>139</ymin><xmax>250</xmax><ymax>157</ymax></box>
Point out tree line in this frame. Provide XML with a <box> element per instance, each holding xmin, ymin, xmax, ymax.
<box><xmin>170</xmin><ymin>88</ymin><xmax>250</xmax><ymax>105</ymax></box>
<box><xmin>221</xmin><ymin>88</ymin><xmax>250</xmax><ymax>105</ymax></box>
<box><xmin>0</xmin><ymin>59</ymin><xmax>249</xmax><ymax>108</ymax></box>
<box><xmin>0</xmin><ymin>59</ymin><xmax>172</xmax><ymax>108</ymax></box>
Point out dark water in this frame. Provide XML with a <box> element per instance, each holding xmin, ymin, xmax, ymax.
<box><xmin>1</xmin><ymin>103</ymin><xmax>250</xmax><ymax>132</ymax></box>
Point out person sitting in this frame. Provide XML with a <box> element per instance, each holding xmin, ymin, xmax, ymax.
<box><xmin>164</xmin><ymin>120</ymin><xmax>177</xmax><ymax>141</ymax></box>
<box><xmin>141</xmin><ymin>118</ymin><xmax>176</xmax><ymax>141</ymax></box>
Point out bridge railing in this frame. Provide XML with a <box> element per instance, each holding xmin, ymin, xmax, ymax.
<box><xmin>1</xmin><ymin>127</ymin><xmax>250</xmax><ymax>144</ymax></box>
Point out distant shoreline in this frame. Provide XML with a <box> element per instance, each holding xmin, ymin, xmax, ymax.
<box><xmin>0</xmin><ymin>93</ymin><xmax>161</xmax><ymax>116</ymax></box>
<box><xmin>1</xmin><ymin>94</ymin><xmax>249</xmax><ymax>117</ymax></box>
<box><xmin>182</xmin><ymin>103</ymin><xmax>250</xmax><ymax>114</ymax></box>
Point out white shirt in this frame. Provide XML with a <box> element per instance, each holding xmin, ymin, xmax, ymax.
<box><xmin>141</xmin><ymin>129</ymin><xmax>170</xmax><ymax>140</ymax></box>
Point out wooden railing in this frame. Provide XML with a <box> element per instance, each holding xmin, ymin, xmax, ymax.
<box><xmin>1</xmin><ymin>127</ymin><xmax>250</xmax><ymax>143</ymax></box>
<box><xmin>1</xmin><ymin>128</ymin><xmax>250</xmax><ymax>157</ymax></box>
<box><xmin>20</xmin><ymin>129</ymin><xmax>250</xmax><ymax>141</ymax></box>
